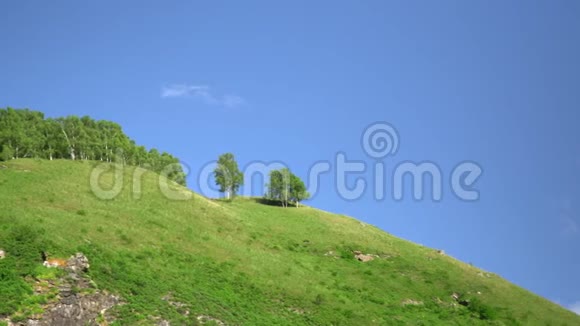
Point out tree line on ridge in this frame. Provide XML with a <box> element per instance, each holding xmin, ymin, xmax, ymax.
<box><xmin>1</xmin><ymin>108</ymin><xmax>311</xmax><ymax>206</ymax></box>
<box><xmin>0</xmin><ymin>107</ymin><xmax>186</xmax><ymax>186</ymax></box>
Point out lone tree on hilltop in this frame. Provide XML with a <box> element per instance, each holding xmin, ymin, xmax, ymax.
<box><xmin>266</xmin><ymin>168</ymin><xmax>310</xmax><ymax>207</ymax></box>
<box><xmin>214</xmin><ymin>153</ymin><xmax>244</xmax><ymax>200</ymax></box>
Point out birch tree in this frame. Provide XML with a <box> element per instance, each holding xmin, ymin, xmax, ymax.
<box><xmin>214</xmin><ymin>153</ymin><xmax>244</xmax><ymax>199</ymax></box>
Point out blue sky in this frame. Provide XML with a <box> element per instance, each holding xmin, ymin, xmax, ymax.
<box><xmin>1</xmin><ymin>1</ymin><xmax>579</xmax><ymax>313</ymax></box>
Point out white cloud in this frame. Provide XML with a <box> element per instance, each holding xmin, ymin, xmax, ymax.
<box><xmin>568</xmin><ymin>301</ymin><xmax>580</xmax><ymax>315</ymax></box>
<box><xmin>161</xmin><ymin>84</ymin><xmax>208</xmax><ymax>98</ymax></box>
<box><xmin>223</xmin><ymin>95</ymin><xmax>245</xmax><ymax>108</ymax></box>
<box><xmin>161</xmin><ymin>84</ymin><xmax>244</xmax><ymax>108</ymax></box>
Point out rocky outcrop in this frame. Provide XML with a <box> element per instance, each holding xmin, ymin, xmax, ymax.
<box><xmin>353</xmin><ymin>250</ymin><xmax>376</xmax><ymax>262</ymax></box>
<box><xmin>11</xmin><ymin>253</ymin><xmax>122</xmax><ymax>326</ymax></box>
<box><xmin>31</xmin><ymin>291</ymin><xmax>120</xmax><ymax>326</ymax></box>
<box><xmin>66</xmin><ymin>253</ymin><xmax>90</xmax><ymax>273</ymax></box>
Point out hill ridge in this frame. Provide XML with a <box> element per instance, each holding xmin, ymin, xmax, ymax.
<box><xmin>0</xmin><ymin>159</ymin><xmax>578</xmax><ymax>325</ymax></box>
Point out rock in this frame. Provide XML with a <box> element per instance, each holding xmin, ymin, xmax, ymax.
<box><xmin>66</xmin><ymin>253</ymin><xmax>90</xmax><ymax>273</ymax></box>
<box><xmin>401</xmin><ymin>299</ymin><xmax>423</xmax><ymax>306</ymax></box>
<box><xmin>196</xmin><ymin>315</ymin><xmax>225</xmax><ymax>325</ymax></box>
<box><xmin>354</xmin><ymin>253</ymin><xmax>375</xmax><ymax>262</ymax></box>
<box><xmin>0</xmin><ymin>248</ymin><xmax>5</xmax><ymax>259</ymax></box>
<box><xmin>451</xmin><ymin>292</ymin><xmax>469</xmax><ymax>306</ymax></box>
<box><xmin>352</xmin><ymin>250</ymin><xmax>377</xmax><ymax>262</ymax></box>
<box><xmin>25</xmin><ymin>292</ymin><xmax>120</xmax><ymax>326</ymax></box>
<box><xmin>156</xmin><ymin>320</ymin><xmax>171</xmax><ymax>326</ymax></box>
<box><xmin>437</xmin><ymin>249</ymin><xmax>445</xmax><ymax>255</ymax></box>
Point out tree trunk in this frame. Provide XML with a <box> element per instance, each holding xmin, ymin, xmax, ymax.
<box><xmin>60</xmin><ymin>125</ymin><xmax>75</xmax><ymax>160</ymax></box>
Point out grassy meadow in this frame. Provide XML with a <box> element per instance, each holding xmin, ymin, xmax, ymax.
<box><xmin>0</xmin><ymin>159</ymin><xmax>578</xmax><ymax>325</ymax></box>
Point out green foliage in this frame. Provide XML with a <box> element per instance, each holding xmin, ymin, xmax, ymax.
<box><xmin>33</xmin><ymin>265</ymin><xmax>62</xmax><ymax>281</ymax></box>
<box><xmin>213</xmin><ymin>153</ymin><xmax>244</xmax><ymax>199</ymax></box>
<box><xmin>266</xmin><ymin>168</ymin><xmax>290</xmax><ymax>206</ymax></box>
<box><xmin>0</xmin><ymin>144</ymin><xmax>14</xmax><ymax>161</ymax></box>
<box><xmin>0</xmin><ymin>222</ymin><xmax>49</xmax><ymax>276</ymax></box>
<box><xmin>289</xmin><ymin>173</ymin><xmax>310</xmax><ymax>205</ymax></box>
<box><xmin>0</xmin><ymin>259</ymin><xmax>33</xmax><ymax>315</ymax></box>
<box><xmin>0</xmin><ymin>222</ymin><xmax>51</xmax><ymax>316</ymax></box>
<box><xmin>467</xmin><ymin>297</ymin><xmax>499</xmax><ymax>320</ymax></box>
<box><xmin>0</xmin><ymin>107</ymin><xmax>186</xmax><ymax>185</ymax></box>
<box><xmin>266</xmin><ymin>168</ymin><xmax>310</xmax><ymax>207</ymax></box>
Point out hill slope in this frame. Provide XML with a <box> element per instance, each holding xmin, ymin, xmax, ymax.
<box><xmin>0</xmin><ymin>159</ymin><xmax>578</xmax><ymax>325</ymax></box>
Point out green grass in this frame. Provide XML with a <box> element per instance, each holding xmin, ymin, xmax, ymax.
<box><xmin>0</xmin><ymin>159</ymin><xmax>578</xmax><ymax>325</ymax></box>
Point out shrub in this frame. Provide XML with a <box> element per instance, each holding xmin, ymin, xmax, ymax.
<box><xmin>0</xmin><ymin>145</ymin><xmax>14</xmax><ymax>161</ymax></box>
<box><xmin>468</xmin><ymin>298</ymin><xmax>498</xmax><ymax>320</ymax></box>
<box><xmin>0</xmin><ymin>223</ymin><xmax>50</xmax><ymax>276</ymax></box>
<box><xmin>0</xmin><ymin>259</ymin><xmax>33</xmax><ymax>315</ymax></box>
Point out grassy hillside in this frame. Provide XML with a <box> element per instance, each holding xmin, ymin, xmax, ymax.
<box><xmin>0</xmin><ymin>159</ymin><xmax>578</xmax><ymax>325</ymax></box>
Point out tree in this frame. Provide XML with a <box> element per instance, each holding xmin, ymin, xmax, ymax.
<box><xmin>56</xmin><ymin>116</ymin><xmax>84</xmax><ymax>160</ymax></box>
<box><xmin>214</xmin><ymin>153</ymin><xmax>244</xmax><ymax>199</ymax></box>
<box><xmin>289</xmin><ymin>173</ymin><xmax>310</xmax><ymax>207</ymax></box>
<box><xmin>42</xmin><ymin>118</ymin><xmax>64</xmax><ymax>160</ymax></box>
<box><xmin>18</xmin><ymin>110</ymin><xmax>45</xmax><ymax>158</ymax></box>
<box><xmin>266</xmin><ymin>168</ymin><xmax>310</xmax><ymax>207</ymax></box>
<box><xmin>0</xmin><ymin>108</ymin><xmax>25</xmax><ymax>158</ymax></box>
<box><xmin>267</xmin><ymin>168</ymin><xmax>291</xmax><ymax>207</ymax></box>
